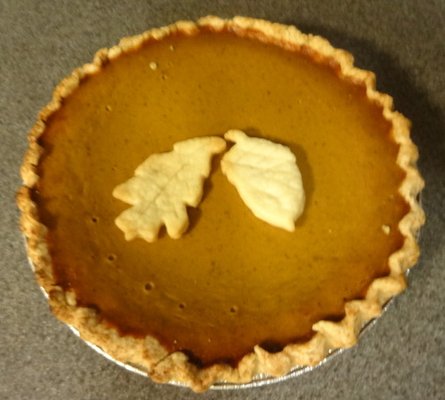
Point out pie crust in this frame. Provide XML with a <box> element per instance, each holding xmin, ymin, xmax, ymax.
<box><xmin>17</xmin><ymin>16</ymin><xmax>425</xmax><ymax>392</ymax></box>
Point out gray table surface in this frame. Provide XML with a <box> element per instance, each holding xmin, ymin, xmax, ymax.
<box><xmin>1</xmin><ymin>1</ymin><xmax>444</xmax><ymax>399</ymax></box>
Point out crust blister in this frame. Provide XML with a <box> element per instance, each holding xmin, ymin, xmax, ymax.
<box><xmin>17</xmin><ymin>16</ymin><xmax>425</xmax><ymax>392</ymax></box>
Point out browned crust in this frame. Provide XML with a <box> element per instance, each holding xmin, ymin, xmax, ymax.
<box><xmin>17</xmin><ymin>16</ymin><xmax>425</xmax><ymax>392</ymax></box>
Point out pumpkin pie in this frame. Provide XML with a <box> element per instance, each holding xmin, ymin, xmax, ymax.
<box><xmin>17</xmin><ymin>16</ymin><xmax>425</xmax><ymax>391</ymax></box>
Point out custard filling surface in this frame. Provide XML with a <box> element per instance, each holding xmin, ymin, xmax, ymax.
<box><xmin>33</xmin><ymin>30</ymin><xmax>408</xmax><ymax>365</ymax></box>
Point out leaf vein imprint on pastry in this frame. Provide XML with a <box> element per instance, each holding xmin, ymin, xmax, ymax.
<box><xmin>221</xmin><ymin>129</ymin><xmax>305</xmax><ymax>232</ymax></box>
<box><xmin>112</xmin><ymin>136</ymin><xmax>226</xmax><ymax>242</ymax></box>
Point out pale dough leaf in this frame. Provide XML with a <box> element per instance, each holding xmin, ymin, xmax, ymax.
<box><xmin>113</xmin><ymin>136</ymin><xmax>226</xmax><ymax>242</ymax></box>
<box><xmin>221</xmin><ymin>130</ymin><xmax>305</xmax><ymax>231</ymax></box>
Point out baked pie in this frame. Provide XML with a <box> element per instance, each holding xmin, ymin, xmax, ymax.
<box><xmin>18</xmin><ymin>16</ymin><xmax>425</xmax><ymax>391</ymax></box>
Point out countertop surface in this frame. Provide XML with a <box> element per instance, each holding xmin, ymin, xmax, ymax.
<box><xmin>1</xmin><ymin>1</ymin><xmax>444</xmax><ymax>399</ymax></box>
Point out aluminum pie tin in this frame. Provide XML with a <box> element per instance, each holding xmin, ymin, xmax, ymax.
<box><xmin>25</xmin><ymin>236</ymin><xmax>408</xmax><ymax>391</ymax></box>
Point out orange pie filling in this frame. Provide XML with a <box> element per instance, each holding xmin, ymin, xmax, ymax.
<box><xmin>30</xmin><ymin>29</ymin><xmax>410</xmax><ymax>367</ymax></box>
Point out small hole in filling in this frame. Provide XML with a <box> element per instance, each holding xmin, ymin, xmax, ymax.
<box><xmin>107</xmin><ymin>254</ymin><xmax>116</xmax><ymax>262</ymax></box>
<box><xmin>91</xmin><ymin>216</ymin><xmax>99</xmax><ymax>223</ymax></box>
<box><xmin>179</xmin><ymin>302</ymin><xmax>186</xmax><ymax>310</ymax></box>
<box><xmin>144</xmin><ymin>282</ymin><xmax>154</xmax><ymax>291</ymax></box>
<box><xmin>230</xmin><ymin>306</ymin><xmax>238</xmax><ymax>314</ymax></box>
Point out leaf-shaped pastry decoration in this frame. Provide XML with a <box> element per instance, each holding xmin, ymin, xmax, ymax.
<box><xmin>113</xmin><ymin>136</ymin><xmax>226</xmax><ymax>242</ymax></box>
<box><xmin>221</xmin><ymin>130</ymin><xmax>305</xmax><ymax>231</ymax></box>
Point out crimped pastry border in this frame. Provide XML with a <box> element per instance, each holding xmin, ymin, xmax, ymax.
<box><xmin>17</xmin><ymin>16</ymin><xmax>425</xmax><ymax>392</ymax></box>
